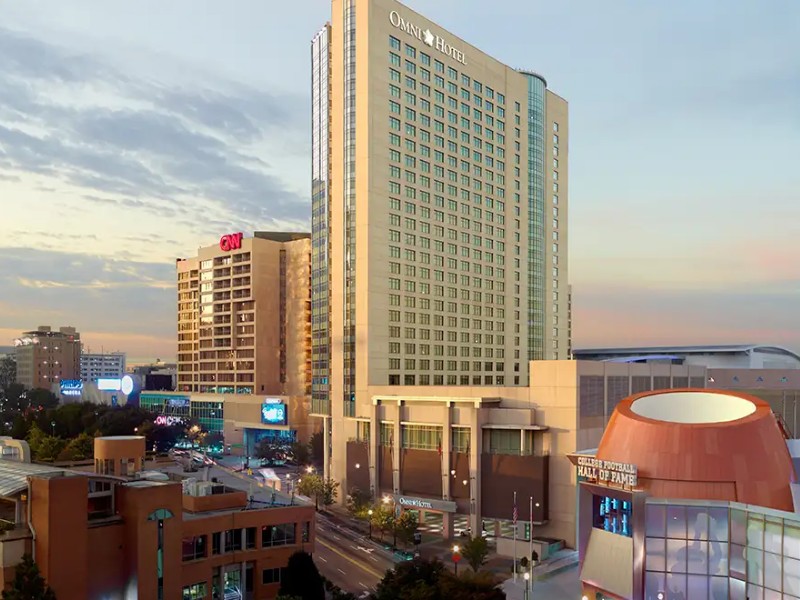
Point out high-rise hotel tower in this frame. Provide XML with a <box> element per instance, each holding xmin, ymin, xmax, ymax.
<box><xmin>312</xmin><ymin>0</ymin><xmax>569</xmax><ymax>483</ymax></box>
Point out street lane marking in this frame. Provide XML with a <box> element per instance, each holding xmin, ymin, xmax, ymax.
<box><xmin>318</xmin><ymin>556</ymin><xmax>328</xmax><ymax>563</ymax></box>
<box><xmin>318</xmin><ymin>539</ymin><xmax>383</xmax><ymax>579</ymax></box>
<box><xmin>359</xmin><ymin>583</ymin><xmax>368</xmax><ymax>589</ymax></box>
<box><xmin>370</xmin><ymin>556</ymin><xmax>378</xmax><ymax>562</ymax></box>
<box><xmin>338</xmin><ymin>569</ymin><xmax>346</xmax><ymax>575</ymax></box>
<box><xmin>333</xmin><ymin>535</ymin><xmax>341</xmax><ymax>540</ymax></box>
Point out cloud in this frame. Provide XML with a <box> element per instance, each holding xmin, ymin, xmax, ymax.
<box><xmin>0</xmin><ymin>26</ymin><xmax>311</xmax><ymax>229</ymax></box>
<box><xmin>0</xmin><ymin>248</ymin><xmax>175</xmax><ymax>345</ymax></box>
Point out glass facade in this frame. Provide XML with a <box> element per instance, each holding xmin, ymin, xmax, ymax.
<box><xmin>644</xmin><ymin>499</ymin><xmax>800</xmax><ymax>599</ymax></box>
<box><xmin>342</xmin><ymin>0</ymin><xmax>357</xmax><ymax>417</ymax></box>
<box><xmin>139</xmin><ymin>393</ymin><xmax>222</xmax><ymax>434</ymax></box>
<box><xmin>311</xmin><ymin>26</ymin><xmax>331</xmax><ymax>417</ymax></box>
<box><xmin>522</xmin><ymin>72</ymin><xmax>546</xmax><ymax>362</ymax></box>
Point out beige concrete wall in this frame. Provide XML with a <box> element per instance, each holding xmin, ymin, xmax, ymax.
<box><xmin>283</xmin><ymin>238</ymin><xmax>312</xmax><ymax>398</ymax></box>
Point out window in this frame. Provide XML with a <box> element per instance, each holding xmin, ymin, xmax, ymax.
<box><xmin>182</xmin><ymin>535</ymin><xmax>206</xmax><ymax>561</ymax></box>
<box><xmin>225</xmin><ymin>528</ymin><xmax>242</xmax><ymax>553</ymax></box>
<box><xmin>390</xmin><ymin>36</ymin><xmax>400</xmax><ymax>50</ymax></box>
<box><xmin>245</xmin><ymin>527</ymin><xmax>256</xmax><ymax>550</ymax></box>
<box><xmin>182</xmin><ymin>582</ymin><xmax>208</xmax><ymax>600</ymax></box>
<box><xmin>212</xmin><ymin>531</ymin><xmax>222</xmax><ymax>555</ymax></box>
<box><xmin>262</xmin><ymin>568</ymin><xmax>285</xmax><ymax>585</ymax></box>
<box><xmin>262</xmin><ymin>523</ymin><xmax>296</xmax><ymax>547</ymax></box>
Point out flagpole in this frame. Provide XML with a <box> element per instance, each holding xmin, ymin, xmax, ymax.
<box><xmin>513</xmin><ymin>491</ymin><xmax>517</xmax><ymax>581</ymax></box>
<box><xmin>529</xmin><ymin>495</ymin><xmax>534</xmax><ymax>593</ymax></box>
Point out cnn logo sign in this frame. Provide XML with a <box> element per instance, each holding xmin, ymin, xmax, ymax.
<box><xmin>219</xmin><ymin>232</ymin><xmax>244</xmax><ymax>252</ymax></box>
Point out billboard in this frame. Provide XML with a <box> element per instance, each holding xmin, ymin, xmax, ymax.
<box><xmin>97</xmin><ymin>378</ymin><xmax>122</xmax><ymax>391</ymax></box>
<box><xmin>60</xmin><ymin>379</ymin><xmax>83</xmax><ymax>397</ymax></box>
<box><xmin>261</xmin><ymin>401</ymin><xmax>287</xmax><ymax>426</ymax></box>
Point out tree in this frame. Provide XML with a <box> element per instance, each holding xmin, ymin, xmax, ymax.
<box><xmin>0</xmin><ymin>356</ymin><xmax>16</xmax><ymax>392</ymax></box>
<box><xmin>278</xmin><ymin>551</ymin><xmax>324</xmax><ymax>600</ymax></box>
<box><xmin>290</xmin><ymin>440</ymin><xmax>311</xmax><ymax>469</ymax></box>
<box><xmin>35</xmin><ymin>436</ymin><xmax>66</xmax><ymax>462</ymax></box>
<box><xmin>297</xmin><ymin>473</ymin><xmax>324</xmax><ymax>510</ymax></box>
<box><xmin>58</xmin><ymin>432</ymin><xmax>94</xmax><ymax>461</ymax></box>
<box><xmin>438</xmin><ymin>570</ymin><xmax>504</xmax><ymax>600</ymax></box>
<box><xmin>345</xmin><ymin>487</ymin><xmax>373</xmax><ymax>518</ymax></box>
<box><xmin>2</xmin><ymin>554</ymin><xmax>56</xmax><ymax>600</ymax></box>
<box><xmin>460</xmin><ymin>535</ymin><xmax>490</xmax><ymax>572</ymax></box>
<box><xmin>394</xmin><ymin>511</ymin><xmax>419</xmax><ymax>548</ymax></box>
<box><xmin>26</xmin><ymin>424</ymin><xmax>47</xmax><ymax>457</ymax></box>
<box><xmin>373</xmin><ymin>558</ymin><xmax>505</xmax><ymax>600</ymax></box>
<box><xmin>256</xmin><ymin>438</ymin><xmax>283</xmax><ymax>464</ymax></box>
<box><xmin>370</xmin><ymin>504</ymin><xmax>395</xmax><ymax>542</ymax></box>
<box><xmin>373</xmin><ymin>557</ymin><xmax>444</xmax><ymax>600</ymax></box>
<box><xmin>309</xmin><ymin>431</ymin><xmax>324</xmax><ymax>463</ymax></box>
<box><xmin>10</xmin><ymin>415</ymin><xmax>30</xmax><ymax>441</ymax></box>
<box><xmin>321</xmin><ymin>477</ymin><xmax>339</xmax><ymax>510</ymax></box>
<box><xmin>27</xmin><ymin>389</ymin><xmax>58</xmax><ymax>411</ymax></box>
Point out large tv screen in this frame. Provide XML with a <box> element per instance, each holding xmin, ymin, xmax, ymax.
<box><xmin>261</xmin><ymin>402</ymin><xmax>287</xmax><ymax>425</ymax></box>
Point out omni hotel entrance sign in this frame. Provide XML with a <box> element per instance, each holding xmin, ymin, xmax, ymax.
<box><xmin>389</xmin><ymin>11</ymin><xmax>467</xmax><ymax>65</ymax></box>
<box><xmin>577</xmin><ymin>456</ymin><xmax>638</xmax><ymax>489</ymax></box>
<box><xmin>391</xmin><ymin>494</ymin><xmax>457</xmax><ymax>513</ymax></box>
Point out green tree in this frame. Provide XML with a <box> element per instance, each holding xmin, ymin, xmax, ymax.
<box><xmin>345</xmin><ymin>487</ymin><xmax>373</xmax><ymax>518</ymax></box>
<box><xmin>460</xmin><ymin>535</ymin><xmax>490</xmax><ymax>572</ymax></box>
<box><xmin>297</xmin><ymin>473</ymin><xmax>324</xmax><ymax>510</ymax></box>
<box><xmin>2</xmin><ymin>383</ymin><xmax>26</xmax><ymax>412</ymax></box>
<box><xmin>394</xmin><ymin>511</ymin><xmax>419</xmax><ymax>548</ymax></box>
<box><xmin>370</xmin><ymin>504</ymin><xmax>395</xmax><ymax>542</ymax></box>
<box><xmin>10</xmin><ymin>415</ymin><xmax>30</xmax><ymax>441</ymax></box>
<box><xmin>26</xmin><ymin>424</ymin><xmax>47</xmax><ymax>457</ymax></box>
<box><xmin>278</xmin><ymin>551</ymin><xmax>324</xmax><ymax>600</ymax></box>
<box><xmin>373</xmin><ymin>557</ymin><xmax>444</xmax><ymax>600</ymax></box>
<box><xmin>2</xmin><ymin>554</ymin><xmax>56</xmax><ymax>600</ymax></box>
<box><xmin>256</xmin><ymin>438</ymin><xmax>282</xmax><ymax>463</ymax></box>
<box><xmin>58</xmin><ymin>432</ymin><xmax>94</xmax><ymax>461</ymax></box>
<box><xmin>321</xmin><ymin>477</ymin><xmax>339</xmax><ymax>510</ymax></box>
<box><xmin>35</xmin><ymin>436</ymin><xmax>66</xmax><ymax>462</ymax></box>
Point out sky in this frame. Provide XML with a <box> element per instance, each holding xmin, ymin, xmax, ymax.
<box><xmin>1</xmin><ymin>0</ymin><xmax>799</xmax><ymax>362</ymax></box>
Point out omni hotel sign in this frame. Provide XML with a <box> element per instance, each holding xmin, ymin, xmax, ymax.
<box><xmin>389</xmin><ymin>11</ymin><xmax>467</xmax><ymax>65</ymax></box>
<box><xmin>577</xmin><ymin>456</ymin><xmax>638</xmax><ymax>489</ymax></box>
<box><xmin>391</xmin><ymin>494</ymin><xmax>457</xmax><ymax>513</ymax></box>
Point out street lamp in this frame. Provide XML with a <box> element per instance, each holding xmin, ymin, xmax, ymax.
<box><xmin>452</xmin><ymin>544</ymin><xmax>461</xmax><ymax>576</ymax></box>
<box><xmin>368</xmin><ymin>509</ymin><xmax>373</xmax><ymax>540</ymax></box>
<box><xmin>523</xmin><ymin>572</ymin><xmax>530</xmax><ymax>600</ymax></box>
<box><xmin>51</xmin><ymin>420</ymin><xmax>55</xmax><ymax>436</ymax></box>
<box><xmin>306</xmin><ymin>465</ymin><xmax>314</xmax><ymax>474</ymax></box>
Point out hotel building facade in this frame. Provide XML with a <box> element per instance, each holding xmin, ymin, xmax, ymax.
<box><xmin>311</xmin><ymin>0</ymin><xmax>570</xmax><ymax>506</ymax></box>
<box><xmin>14</xmin><ymin>326</ymin><xmax>82</xmax><ymax>390</ymax></box>
<box><xmin>176</xmin><ymin>232</ymin><xmax>312</xmax><ymax>398</ymax></box>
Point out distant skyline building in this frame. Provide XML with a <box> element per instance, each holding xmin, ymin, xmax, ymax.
<box><xmin>80</xmin><ymin>351</ymin><xmax>126</xmax><ymax>383</ymax></box>
<box><xmin>311</xmin><ymin>0</ymin><xmax>569</xmax><ymax>483</ymax></box>
<box><xmin>573</xmin><ymin>344</ymin><xmax>800</xmax><ymax>370</ymax></box>
<box><xmin>14</xmin><ymin>325</ymin><xmax>81</xmax><ymax>389</ymax></box>
<box><xmin>175</xmin><ymin>232</ymin><xmax>312</xmax><ymax>397</ymax></box>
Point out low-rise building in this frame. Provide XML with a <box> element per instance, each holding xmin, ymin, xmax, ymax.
<box><xmin>80</xmin><ymin>351</ymin><xmax>126</xmax><ymax>383</ymax></box>
<box><xmin>14</xmin><ymin>326</ymin><xmax>82</xmax><ymax>389</ymax></box>
<box><xmin>570</xmin><ymin>389</ymin><xmax>800</xmax><ymax>600</ymax></box>
<box><xmin>0</xmin><ymin>435</ymin><xmax>315</xmax><ymax>599</ymax></box>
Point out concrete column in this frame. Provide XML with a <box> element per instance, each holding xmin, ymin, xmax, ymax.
<box><xmin>441</xmin><ymin>403</ymin><xmax>451</xmax><ymax>500</ymax></box>
<box><xmin>469</xmin><ymin>405</ymin><xmax>483</xmax><ymax>536</ymax></box>
<box><xmin>369</xmin><ymin>405</ymin><xmax>379</xmax><ymax>497</ymax></box>
<box><xmin>442</xmin><ymin>511</ymin><xmax>455</xmax><ymax>540</ymax></box>
<box><xmin>392</xmin><ymin>401</ymin><xmax>402</xmax><ymax>493</ymax></box>
<box><xmin>323</xmin><ymin>416</ymin><xmax>331</xmax><ymax>481</ymax></box>
<box><xmin>418</xmin><ymin>510</ymin><xmax>426</xmax><ymax>524</ymax></box>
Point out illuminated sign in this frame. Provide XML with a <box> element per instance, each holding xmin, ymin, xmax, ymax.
<box><xmin>219</xmin><ymin>232</ymin><xmax>244</xmax><ymax>252</ymax></box>
<box><xmin>155</xmin><ymin>415</ymin><xmax>184</xmax><ymax>427</ymax></box>
<box><xmin>577</xmin><ymin>456</ymin><xmax>638</xmax><ymax>488</ymax></box>
<box><xmin>168</xmin><ymin>397</ymin><xmax>190</xmax><ymax>408</ymax></box>
<box><xmin>389</xmin><ymin>11</ymin><xmax>466</xmax><ymax>65</ymax></box>
<box><xmin>97</xmin><ymin>378</ymin><xmax>122</xmax><ymax>391</ymax></box>
<box><xmin>60</xmin><ymin>379</ymin><xmax>83</xmax><ymax>397</ymax></box>
<box><xmin>261</xmin><ymin>402</ymin><xmax>287</xmax><ymax>425</ymax></box>
<box><xmin>120</xmin><ymin>375</ymin><xmax>134</xmax><ymax>395</ymax></box>
<box><xmin>392</xmin><ymin>494</ymin><xmax>457</xmax><ymax>513</ymax></box>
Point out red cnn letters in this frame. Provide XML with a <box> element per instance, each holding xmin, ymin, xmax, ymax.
<box><xmin>219</xmin><ymin>232</ymin><xmax>244</xmax><ymax>252</ymax></box>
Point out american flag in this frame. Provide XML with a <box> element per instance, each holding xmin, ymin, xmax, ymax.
<box><xmin>512</xmin><ymin>492</ymin><xmax>518</xmax><ymax>524</ymax></box>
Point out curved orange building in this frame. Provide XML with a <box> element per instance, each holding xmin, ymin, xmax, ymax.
<box><xmin>596</xmin><ymin>389</ymin><xmax>797</xmax><ymax>511</ymax></box>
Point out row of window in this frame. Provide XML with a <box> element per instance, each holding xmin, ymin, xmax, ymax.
<box><xmin>388</xmin><ymin>343</ymin><xmax>511</xmax><ymax>357</ymax></box>
<box><xmin>181</xmin><ymin>522</ymin><xmax>309</xmax><ymax>561</ymax></box>
<box><xmin>390</xmin><ymin>359</ymin><xmax>511</xmax><ymax>371</ymax></box>
<box><xmin>181</xmin><ymin>568</ymin><xmax>288</xmax><ymax>600</ymax></box>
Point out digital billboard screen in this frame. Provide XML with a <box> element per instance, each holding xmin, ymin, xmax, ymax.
<box><xmin>261</xmin><ymin>402</ymin><xmax>287</xmax><ymax>426</ymax></box>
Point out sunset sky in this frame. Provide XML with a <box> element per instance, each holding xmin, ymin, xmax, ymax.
<box><xmin>1</xmin><ymin>0</ymin><xmax>798</xmax><ymax>362</ymax></box>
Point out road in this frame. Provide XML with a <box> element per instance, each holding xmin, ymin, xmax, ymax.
<box><xmin>313</xmin><ymin>511</ymin><xmax>397</xmax><ymax>595</ymax></box>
